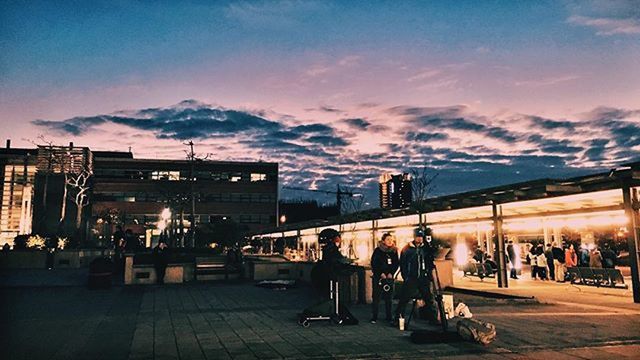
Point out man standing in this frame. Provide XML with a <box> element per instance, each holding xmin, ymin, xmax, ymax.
<box><xmin>506</xmin><ymin>240</ymin><xmax>518</xmax><ymax>279</ymax></box>
<box><xmin>552</xmin><ymin>242</ymin><xmax>566</xmax><ymax>282</ymax></box>
<box><xmin>395</xmin><ymin>228</ymin><xmax>437</xmax><ymax>324</ymax></box>
<box><xmin>153</xmin><ymin>241</ymin><xmax>169</xmax><ymax>284</ymax></box>
<box><xmin>544</xmin><ymin>243</ymin><xmax>555</xmax><ymax>281</ymax></box>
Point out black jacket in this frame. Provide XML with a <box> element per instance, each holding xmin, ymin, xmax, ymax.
<box><xmin>399</xmin><ymin>241</ymin><xmax>434</xmax><ymax>280</ymax></box>
<box><xmin>153</xmin><ymin>246</ymin><xmax>169</xmax><ymax>268</ymax></box>
<box><xmin>321</xmin><ymin>242</ymin><xmax>350</xmax><ymax>280</ymax></box>
<box><xmin>370</xmin><ymin>246</ymin><xmax>399</xmax><ymax>277</ymax></box>
<box><xmin>552</xmin><ymin>247</ymin><xmax>565</xmax><ymax>263</ymax></box>
<box><xmin>506</xmin><ymin>244</ymin><xmax>517</xmax><ymax>265</ymax></box>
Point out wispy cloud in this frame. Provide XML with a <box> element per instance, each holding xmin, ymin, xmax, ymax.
<box><xmin>31</xmin><ymin>100</ymin><xmax>640</xmax><ymax>203</ymax></box>
<box><xmin>568</xmin><ymin>15</ymin><xmax>640</xmax><ymax>35</ymax></box>
<box><xmin>565</xmin><ymin>0</ymin><xmax>640</xmax><ymax>36</ymax></box>
<box><xmin>514</xmin><ymin>75</ymin><xmax>580</xmax><ymax>87</ymax></box>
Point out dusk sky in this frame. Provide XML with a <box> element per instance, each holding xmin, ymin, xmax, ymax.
<box><xmin>2</xmin><ymin>0</ymin><xmax>640</xmax><ymax>205</ymax></box>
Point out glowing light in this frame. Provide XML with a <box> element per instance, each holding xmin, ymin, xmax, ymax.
<box><xmin>513</xmin><ymin>243</ymin><xmax>522</xmax><ymax>270</ymax></box>
<box><xmin>157</xmin><ymin>222</ymin><xmax>166</xmax><ymax>231</ymax></box>
<box><xmin>454</xmin><ymin>242</ymin><xmax>468</xmax><ymax>266</ymax></box>
<box><xmin>161</xmin><ymin>208</ymin><xmax>171</xmax><ymax>221</ymax></box>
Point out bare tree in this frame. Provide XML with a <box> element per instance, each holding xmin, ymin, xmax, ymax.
<box><xmin>66</xmin><ymin>161</ymin><xmax>92</xmax><ymax>230</ymax></box>
<box><xmin>410</xmin><ymin>166</ymin><xmax>438</xmax><ymax>225</ymax></box>
<box><xmin>33</xmin><ymin>138</ymin><xmax>92</xmax><ymax>235</ymax></box>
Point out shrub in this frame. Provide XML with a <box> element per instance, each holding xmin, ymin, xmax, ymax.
<box><xmin>26</xmin><ymin>235</ymin><xmax>46</xmax><ymax>250</ymax></box>
<box><xmin>13</xmin><ymin>234</ymin><xmax>29</xmax><ymax>250</ymax></box>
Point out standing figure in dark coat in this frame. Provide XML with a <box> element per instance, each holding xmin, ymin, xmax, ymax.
<box><xmin>370</xmin><ymin>233</ymin><xmax>399</xmax><ymax>323</ymax></box>
<box><xmin>394</xmin><ymin>228</ymin><xmax>437</xmax><ymax>324</ymax></box>
<box><xmin>153</xmin><ymin>241</ymin><xmax>169</xmax><ymax>284</ymax></box>
<box><xmin>506</xmin><ymin>240</ymin><xmax>518</xmax><ymax>279</ymax></box>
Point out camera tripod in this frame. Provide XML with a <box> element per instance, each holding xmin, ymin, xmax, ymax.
<box><xmin>429</xmin><ymin>260</ymin><xmax>448</xmax><ymax>332</ymax></box>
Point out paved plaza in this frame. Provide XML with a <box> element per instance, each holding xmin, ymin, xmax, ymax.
<box><xmin>2</xmin><ymin>271</ymin><xmax>640</xmax><ymax>360</ymax></box>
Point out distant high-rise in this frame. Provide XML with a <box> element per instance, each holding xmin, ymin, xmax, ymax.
<box><xmin>379</xmin><ymin>172</ymin><xmax>412</xmax><ymax>209</ymax></box>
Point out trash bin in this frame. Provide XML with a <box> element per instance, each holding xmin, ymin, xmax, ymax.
<box><xmin>88</xmin><ymin>257</ymin><xmax>113</xmax><ymax>289</ymax></box>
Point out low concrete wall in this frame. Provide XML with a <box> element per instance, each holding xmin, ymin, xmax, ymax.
<box><xmin>124</xmin><ymin>255</ymin><xmax>191</xmax><ymax>285</ymax></box>
<box><xmin>0</xmin><ymin>249</ymin><xmax>115</xmax><ymax>269</ymax></box>
<box><xmin>251</xmin><ymin>261</ymin><xmax>315</xmax><ymax>281</ymax></box>
<box><xmin>126</xmin><ymin>265</ymin><xmax>184</xmax><ymax>285</ymax></box>
<box><xmin>0</xmin><ymin>251</ymin><xmax>47</xmax><ymax>269</ymax></box>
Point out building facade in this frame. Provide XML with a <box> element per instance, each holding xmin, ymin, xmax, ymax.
<box><xmin>0</xmin><ymin>142</ymin><xmax>37</xmax><ymax>245</ymax></box>
<box><xmin>0</xmin><ymin>140</ymin><xmax>278</xmax><ymax>247</ymax></box>
<box><xmin>91</xmin><ymin>155</ymin><xmax>278</xmax><ymax>247</ymax></box>
<box><xmin>379</xmin><ymin>172</ymin><xmax>412</xmax><ymax>209</ymax></box>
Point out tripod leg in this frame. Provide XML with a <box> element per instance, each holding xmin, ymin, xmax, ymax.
<box><xmin>431</xmin><ymin>266</ymin><xmax>448</xmax><ymax>332</ymax></box>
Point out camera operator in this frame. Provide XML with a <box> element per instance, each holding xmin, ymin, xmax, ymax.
<box><xmin>311</xmin><ymin>228</ymin><xmax>351</xmax><ymax>297</ymax></box>
<box><xmin>394</xmin><ymin>228</ymin><xmax>438</xmax><ymax>325</ymax></box>
<box><xmin>370</xmin><ymin>233</ymin><xmax>399</xmax><ymax>324</ymax></box>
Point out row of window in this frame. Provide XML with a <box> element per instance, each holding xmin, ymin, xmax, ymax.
<box><xmin>94</xmin><ymin>169</ymin><xmax>275</xmax><ymax>183</ymax></box>
<box><xmin>93</xmin><ymin>192</ymin><xmax>276</xmax><ymax>203</ymax></box>
<box><xmin>114</xmin><ymin>214</ymin><xmax>275</xmax><ymax>225</ymax></box>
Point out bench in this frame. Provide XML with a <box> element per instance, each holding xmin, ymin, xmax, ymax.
<box><xmin>567</xmin><ymin>267</ymin><xmax>628</xmax><ymax>289</ymax></box>
<box><xmin>196</xmin><ymin>256</ymin><xmax>241</xmax><ymax>281</ymax></box>
<box><xmin>461</xmin><ymin>262</ymin><xmax>496</xmax><ymax>280</ymax></box>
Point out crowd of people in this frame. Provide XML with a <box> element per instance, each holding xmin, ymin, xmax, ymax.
<box><xmin>526</xmin><ymin>241</ymin><xmax>618</xmax><ymax>281</ymax></box>
<box><xmin>466</xmin><ymin>238</ymin><xmax>620</xmax><ymax>283</ymax></box>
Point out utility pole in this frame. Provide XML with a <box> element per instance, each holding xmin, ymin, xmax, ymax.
<box><xmin>186</xmin><ymin>141</ymin><xmax>196</xmax><ymax>248</ymax></box>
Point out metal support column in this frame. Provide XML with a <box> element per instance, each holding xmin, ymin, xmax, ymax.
<box><xmin>622</xmin><ymin>184</ymin><xmax>640</xmax><ymax>303</ymax></box>
<box><xmin>492</xmin><ymin>202</ymin><xmax>508</xmax><ymax>288</ymax></box>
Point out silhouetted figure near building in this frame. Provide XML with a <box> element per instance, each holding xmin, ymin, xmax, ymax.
<box><xmin>506</xmin><ymin>240</ymin><xmax>518</xmax><ymax>279</ymax></box>
<box><xmin>544</xmin><ymin>244</ymin><xmax>555</xmax><ymax>280</ymax></box>
<box><xmin>153</xmin><ymin>241</ymin><xmax>169</xmax><ymax>284</ymax></box>
<box><xmin>124</xmin><ymin>229</ymin><xmax>138</xmax><ymax>252</ymax></box>
<box><xmin>601</xmin><ymin>244</ymin><xmax>616</xmax><ymax>269</ymax></box>
<box><xmin>552</xmin><ymin>242</ymin><xmax>565</xmax><ymax>282</ymax></box>
<box><xmin>395</xmin><ymin>228</ymin><xmax>437</xmax><ymax>324</ymax></box>
<box><xmin>2</xmin><ymin>243</ymin><xmax>10</xmax><ymax>251</ymax></box>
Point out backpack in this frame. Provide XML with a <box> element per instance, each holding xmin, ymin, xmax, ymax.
<box><xmin>456</xmin><ymin>318</ymin><xmax>496</xmax><ymax>346</ymax></box>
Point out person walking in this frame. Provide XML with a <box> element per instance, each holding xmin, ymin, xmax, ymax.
<box><xmin>506</xmin><ymin>240</ymin><xmax>519</xmax><ymax>279</ymax></box>
<box><xmin>528</xmin><ymin>247</ymin><xmax>538</xmax><ymax>279</ymax></box>
<box><xmin>552</xmin><ymin>242</ymin><xmax>566</xmax><ymax>282</ymax></box>
<box><xmin>544</xmin><ymin>244</ymin><xmax>555</xmax><ymax>281</ymax></box>
<box><xmin>153</xmin><ymin>241</ymin><xmax>169</xmax><ymax>284</ymax></box>
<box><xmin>394</xmin><ymin>228</ymin><xmax>437</xmax><ymax>325</ymax></box>
<box><xmin>370</xmin><ymin>233</ymin><xmax>399</xmax><ymax>324</ymax></box>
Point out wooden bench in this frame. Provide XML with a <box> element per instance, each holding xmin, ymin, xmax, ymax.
<box><xmin>461</xmin><ymin>262</ymin><xmax>495</xmax><ymax>280</ymax></box>
<box><xmin>567</xmin><ymin>267</ymin><xmax>628</xmax><ymax>289</ymax></box>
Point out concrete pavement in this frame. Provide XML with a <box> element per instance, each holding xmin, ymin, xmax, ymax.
<box><xmin>2</xmin><ymin>279</ymin><xmax>639</xmax><ymax>360</ymax></box>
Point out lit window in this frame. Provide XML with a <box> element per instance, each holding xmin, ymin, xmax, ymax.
<box><xmin>251</xmin><ymin>173</ymin><xmax>267</xmax><ymax>182</ymax></box>
<box><xmin>151</xmin><ymin>171</ymin><xmax>180</xmax><ymax>181</ymax></box>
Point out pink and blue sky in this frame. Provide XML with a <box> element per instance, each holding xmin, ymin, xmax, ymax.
<box><xmin>1</xmin><ymin>0</ymin><xmax>639</xmax><ymax>204</ymax></box>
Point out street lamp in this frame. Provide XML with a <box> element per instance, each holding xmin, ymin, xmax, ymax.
<box><xmin>279</xmin><ymin>214</ymin><xmax>287</xmax><ymax>226</ymax></box>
